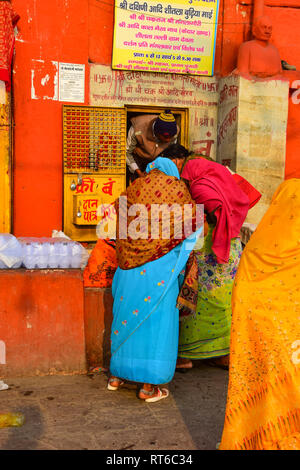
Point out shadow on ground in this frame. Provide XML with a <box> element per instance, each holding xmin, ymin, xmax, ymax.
<box><xmin>0</xmin><ymin>364</ymin><xmax>228</xmax><ymax>450</ymax></box>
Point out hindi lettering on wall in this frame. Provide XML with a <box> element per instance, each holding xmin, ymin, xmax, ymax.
<box><xmin>112</xmin><ymin>0</ymin><xmax>220</xmax><ymax>76</ymax></box>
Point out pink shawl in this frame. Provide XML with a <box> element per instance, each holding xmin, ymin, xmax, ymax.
<box><xmin>181</xmin><ymin>159</ymin><xmax>249</xmax><ymax>263</ymax></box>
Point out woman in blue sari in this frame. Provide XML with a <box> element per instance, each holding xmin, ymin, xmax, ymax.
<box><xmin>108</xmin><ymin>148</ymin><xmax>202</xmax><ymax>402</ymax></box>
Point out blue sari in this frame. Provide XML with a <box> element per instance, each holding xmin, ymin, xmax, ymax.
<box><xmin>110</xmin><ymin>158</ymin><xmax>202</xmax><ymax>384</ymax></box>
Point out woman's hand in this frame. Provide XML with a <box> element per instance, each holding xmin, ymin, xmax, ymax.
<box><xmin>134</xmin><ymin>169</ymin><xmax>146</xmax><ymax>178</ymax></box>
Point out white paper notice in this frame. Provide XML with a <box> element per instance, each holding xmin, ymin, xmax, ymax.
<box><xmin>59</xmin><ymin>63</ymin><xmax>85</xmax><ymax>103</ymax></box>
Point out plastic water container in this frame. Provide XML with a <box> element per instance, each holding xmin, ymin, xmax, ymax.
<box><xmin>70</xmin><ymin>242</ymin><xmax>83</xmax><ymax>268</ymax></box>
<box><xmin>0</xmin><ymin>234</ymin><xmax>23</xmax><ymax>269</ymax></box>
<box><xmin>22</xmin><ymin>242</ymin><xmax>36</xmax><ymax>269</ymax></box>
<box><xmin>33</xmin><ymin>241</ymin><xmax>48</xmax><ymax>269</ymax></box>
<box><xmin>42</xmin><ymin>241</ymin><xmax>51</xmax><ymax>268</ymax></box>
<box><xmin>18</xmin><ymin>237</ymin><xmax>88</xmax><ymax>270</ymax></box>
<box><xmin>48</xmin><ymin>241</ymin><xmax>59</xmax><ymax>268</ymax></box>
<box><xmin>57</xmin><ymin>241</ymin><xmax>71</xmax><ymax>268</ymax></box>
<box><xmin>0</xmin><ymin>258</ymin><xmax>6</xmax><ymax>269</ymax></box>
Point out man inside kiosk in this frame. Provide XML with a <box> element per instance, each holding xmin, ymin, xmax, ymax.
<box><xmin>126</xmin><ymin>110</ymin><xmax>180</xmax><ymax>179</ymax></box>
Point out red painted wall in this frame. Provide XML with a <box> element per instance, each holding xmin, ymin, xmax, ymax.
<box><xmin>0</xmin><ymin>269</ymin><xmax>86</xmax><ymax>377</ymax></box>
<box><xmin>285</xmin><ymin>85</ymin><xmax>300</xmax><ymax>179</ymax></box>
<box><xmin>11</xmin><ymin>0</ymin><xmax>300</xmax><ymax>236</ymax></box>
<box><xmin>12</xmin><ymin>0</ymin><xmax>90</xmax><ymax>236</ymax></box>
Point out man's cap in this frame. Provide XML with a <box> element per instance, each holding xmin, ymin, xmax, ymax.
<box><xmin>154</xmin><ymin>110</ymin><xmax>177</xmax><ymax>137</ymax></box>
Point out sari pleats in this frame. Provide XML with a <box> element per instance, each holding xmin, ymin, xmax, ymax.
<box><xmin>220</xmin><ymin>179</ymin><xmax>300</xmax><ymax>450</ymax></box>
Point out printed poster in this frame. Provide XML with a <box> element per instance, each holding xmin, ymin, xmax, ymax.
<box><xmin>59</xmin><ymin>63</ymin><xmax>85</xmax><ymax>103</ymax></box>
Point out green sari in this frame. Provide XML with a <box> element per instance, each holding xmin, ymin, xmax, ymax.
<box><xmin>178</xmin><ymin>226</ymin><xmax>242</xmax><ymax>359</ymax></box>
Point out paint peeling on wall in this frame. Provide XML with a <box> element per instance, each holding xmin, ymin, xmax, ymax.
<box><xmin>41</xmin><ymin>74</ymin><xmax>50</xmax><ymax>86</ymax></box>
<box><xmin>31</xmin><ymin>60</ymin><xmax>58</xmax><ymax>100</ymax></box>
<box><xmin>27</xmin><ymin>7</ymin><xmax>33</xmax><ymax>23</ymax></box>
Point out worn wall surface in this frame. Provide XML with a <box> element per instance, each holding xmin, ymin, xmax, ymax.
<box><xmin>10</xmin><ymin>0</ymin><xmax>300</xmax><ymax>236</ymax></box>
<box><xmin>216</xmin><ymin>75</ymin><xmax>239</xmax><ymax>169</ymax></box>
<box><xmin>216</xmin><ymin>0</ymin><xmax>300</xmax><ymax>180</ymax></box>
<box><xmin>236</xmin><ymin>77</ymin><xmax>289</xmax><ymax>223</ymax></box>
<box><xmin>217</xmin><ymin>75</ymin><xmax>289</xmax><ymax>224</ymax></box>
<box><xmin>12</xmin><ymin>0</ymin><xmax>90</xmax><ymax>237</ymax></box>
<box><xmin>90</xmin><ymin>65</ymin><xmax>218</xmax><ymax>158</ymax></box>
<box><xmin>0</xmin><ymin>269</ymin><xmax>86</xmax><ymax>377</ymax></box>
<box><xmin>285</xmin><ymin>73</ymin><xmax>300</xmax><ymax>179</ymax></box>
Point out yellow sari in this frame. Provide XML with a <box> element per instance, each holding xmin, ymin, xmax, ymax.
<box><xmin>220</xmin><ymin>179</ymin><xmax>300</xmax><ymax>450</ymax></box>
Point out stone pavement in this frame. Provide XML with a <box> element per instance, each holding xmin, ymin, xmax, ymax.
<box><xmin>0</xmin><ymin>362</ymin><xmax>228</xmax><ymax>450</ymax></box>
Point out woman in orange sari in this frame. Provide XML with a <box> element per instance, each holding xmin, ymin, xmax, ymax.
<box><xmin>220</xmin><ymin>179</ymin><xmax>300</xmax><ymax>450</ymax></box>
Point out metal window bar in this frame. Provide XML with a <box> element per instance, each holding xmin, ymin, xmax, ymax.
<box><xmin>63</xmin><ymin>105</ymin><xmax>126</xmax><ymax>174</ymax></box>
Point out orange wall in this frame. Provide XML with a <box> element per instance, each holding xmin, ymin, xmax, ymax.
<box><xmin>0</xmin><ymin>269</ymin><xmax>86</xmax><ymax>377</ymax></box>
<box><xmin>13</xmin><ymin>0</ymin><xmax>89</xmax><ymax>236</ymax></box>
<box><xmin>216</xmin><ymin>1</ymin><xmax>300</xmax><ymax>75</ymax></box>
<box><xmin>12</xmin><ymin>0</ymin><xmax>117</xmax><ymax>237</ymax></box>
<box><xmin>11</xmin><ymin>0</ymin><xmax>300</xmax><ymax>236</ymax></box>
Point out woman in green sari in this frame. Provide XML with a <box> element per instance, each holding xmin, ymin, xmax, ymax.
<box><xmin>176</xmin><ymin>158</ymin><xmax>249</xmax><ymax>369</ymax></box>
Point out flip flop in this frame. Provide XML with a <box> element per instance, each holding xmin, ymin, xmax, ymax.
<box><xmin>107</xmin><ymin>377</ymin><xmax>124</xmax><ymax>391</ymax></box>
<box><xmin>140</xmin><ymin>387</ymin><xmax>169</xmax><ymax>403</ymax></box>
<box><xmin>90</xmin><ymin>366</ymin><xmax>108</xmax><ymax>374</ymax></box>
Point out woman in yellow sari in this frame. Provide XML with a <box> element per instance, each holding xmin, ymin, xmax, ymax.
<box><xmin>220</xmin><ymin>179</ymin><xmax>300</xmax><ymax>450</ymax></box>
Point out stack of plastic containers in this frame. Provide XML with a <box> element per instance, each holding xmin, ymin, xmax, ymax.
<box><xmin>18</xmin><ymin>238</ymin><xmax>86</xmax><ymax>269</ymax></box>
<box><xmin>0</xmin><ymin>233</ymin><xmax>88</xmax><ymax>270</ymax></box>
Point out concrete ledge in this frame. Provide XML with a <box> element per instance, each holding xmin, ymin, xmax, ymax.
<box><xmin>0</xmin><ymin>269</ymin><xmax>86</xmax><ymax>377</ymax></box>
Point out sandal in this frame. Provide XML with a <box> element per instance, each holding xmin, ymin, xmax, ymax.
<box><xmin>139</xmin><ymin>386</ymin><xmax>169</xmax><ymax>403</ymax></box>
<box><xmin>107</xmin><ymin>377</ymin><xmax>124</xmax><ymax>391</ymax></box>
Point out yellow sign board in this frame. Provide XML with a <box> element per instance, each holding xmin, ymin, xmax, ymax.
<box><xmin>112</xmin><ymin>0</ymin><xmax>220</xmax><ymax>76</ymax></box>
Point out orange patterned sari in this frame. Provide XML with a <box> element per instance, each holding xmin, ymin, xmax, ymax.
<box><xmin>83</xmin><ymin>240</ymin><xmax>117</xmax><ymax>288</ymax></box>
<box><xmin>220</xmin><ymin>179</ymin><xmax>300</xmax><ymax>450</ymax></box>
<box><xmin>115</xmin><ymin>167</ymin><xmax>198</xmax><ymax>270</ymax></box>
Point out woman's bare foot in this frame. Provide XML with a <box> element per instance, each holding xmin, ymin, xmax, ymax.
<box><xmin>176</xmin><ymin>358</ymin><xmax>193</xmax><ymax>369</ymax></box>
